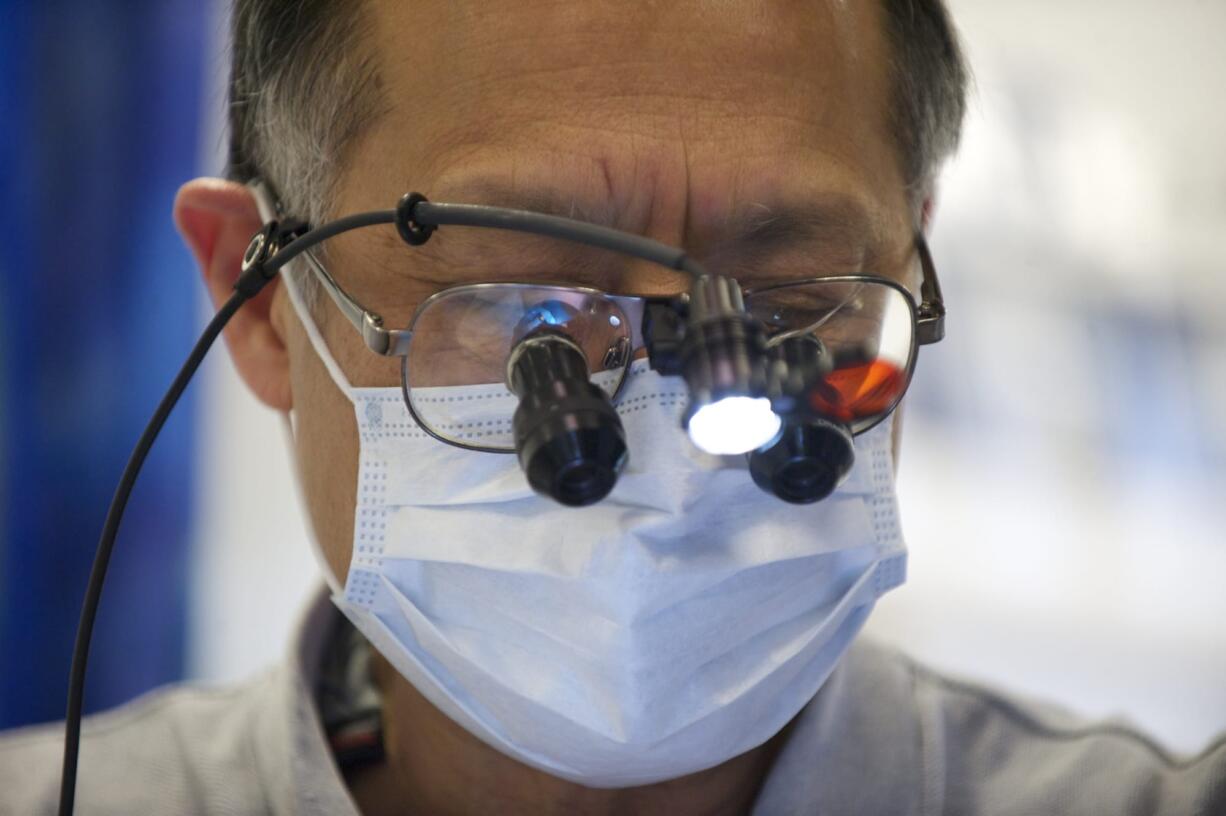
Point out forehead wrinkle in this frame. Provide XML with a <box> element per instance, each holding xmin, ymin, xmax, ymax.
<box><xmin>428</xmin><ymin>176</ymin><xmax>625</xmax><ymax>283</ymax></box>
<box><xmin>358</xmin><ymin>172</ymin><xmax>613</xmax><ymax>259</ymax></box>
<box><xmin>355</xmin><ymin>200</ymin><xmax>619</xmax><ymax>292</ymax></box>
<box><xmin>363</xmin><ymin>181</ymin><xmax>887</xmax><ymax>283</ymax></box>
<box><xmin>436</xmin><ymin>176</ymin><xmax>620</xmax><ymax>228</ymax></box>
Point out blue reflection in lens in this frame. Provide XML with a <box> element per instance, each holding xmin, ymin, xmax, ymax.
<box><xmin>515</xmin><ymin>300</ymin><xmax>581</xmax><ymax>344</ymax></box>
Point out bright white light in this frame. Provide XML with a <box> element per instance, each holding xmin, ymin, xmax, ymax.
<box><xmin>687</xmin><ymin>397</ymin><xmax>782</xmax><ymax>455</ymax></box>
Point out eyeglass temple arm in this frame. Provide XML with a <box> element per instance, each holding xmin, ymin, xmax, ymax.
<box><xmin>915</xmin><ymin>234</ymin><xmax>946</xmax><ymax>345</ymax></box>
<box><xmin>247</xmin><ymin>182</ymin><xmax>411</xmax><ymax>357</ymax></box>
<box><xmin>300</xmin><ymin>250</ymin><xmax>414</xmax><ymax>357</ymax></box>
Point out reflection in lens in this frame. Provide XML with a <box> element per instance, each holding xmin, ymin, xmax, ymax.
<box><xmin>513</xmin><ymin>300</ymin><xmax>581</xmax><ymax>346</ymax></box>
<box><xmin>746</xmin><ymin>278</ymin><xmax>915</xmax><ymax>432</ymax></box>
<box><xmin>809</xmin><ymin>359</ymin><xmax>908</xmax><ymax>423</ymax></box>
<box><xmin>403</xmin><ymin>284</ymin><xmax>632</xmax><ymax>451</ymax></box>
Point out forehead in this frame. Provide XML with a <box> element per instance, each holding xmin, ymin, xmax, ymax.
<box><xmin>338</xmin><ymin>0</ymin><xmax>910</xmax><ymax>266</ymax></box>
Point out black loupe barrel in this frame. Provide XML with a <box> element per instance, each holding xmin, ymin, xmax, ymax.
<box><xmin>749</xmin><ymin>417</ymin><xmax>854</xmax><ymax>504</ymax></box>
<box><xmin>751</xmin><ymin>334</ymin><xmax>854</xmax><ymax>503</ymax></box>
<box><xmin>508</xmin><ymin>330</ymin><xmax>627</xmax><ymax>506</ymax></box>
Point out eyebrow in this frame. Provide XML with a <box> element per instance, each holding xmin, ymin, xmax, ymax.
<box><xmin>711</xmin><ymin>196</ymin><xmax>881</xmax><ymax>273</ymax></box>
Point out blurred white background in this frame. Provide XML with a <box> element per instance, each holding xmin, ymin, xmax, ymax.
<box><xmin>187</xmin><ymin>0</ymin><xmax>1226</xmax><ymax>755</ymax></box>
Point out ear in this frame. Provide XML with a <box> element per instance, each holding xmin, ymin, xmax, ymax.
<box><xmin>174</xmin><ymin>178</ymin><xmax>292</xmax><ymax>411</ymax></box>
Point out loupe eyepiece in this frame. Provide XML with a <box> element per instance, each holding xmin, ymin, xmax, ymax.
<box><xmin>749</xmin><ymin>417</ymin><xmax>854</xmax><ymax>504</ymax></box>
<box><xmin>751</xmin><ymin>333</ymin><xmax>853</xmax><ymax>503</ymax></box>
<box><xmin>507</xmin><ymin>329</ymin><xmax>627</xmax><ymax>506</ymax></box>
<box><xmin>766</xmin><ymin>333</ymin><xmax>833</xmax><ymax>416</ymax></box>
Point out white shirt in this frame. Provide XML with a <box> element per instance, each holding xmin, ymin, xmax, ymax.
<box><xmin>2</xmin><ymin>590</ymin><xmax>1223</xmax><ymax>815</ymax></box>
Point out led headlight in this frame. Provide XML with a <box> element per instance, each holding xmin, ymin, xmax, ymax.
<box><xmin>680</xmin><ymin>275</ymin><xmax>782</xmax><ymax>455</ymax></box>
<box><xmin>687</xmin><ymin>395</ymin><xmax>781</xmax><ymax>456</ymax></box>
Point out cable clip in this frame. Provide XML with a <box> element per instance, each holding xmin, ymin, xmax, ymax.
<box><xmin>395</xmin><ymin>192</ymin><xmax>436</xmax><ymax>246</ymax></box>
<box><xmin>235</xmin><ymin>219</ymin><xmax>308</xmax><ymax>298</ymax></box>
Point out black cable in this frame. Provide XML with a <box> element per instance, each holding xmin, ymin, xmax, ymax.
<box><xmin>57</xmin><ymin>291</ymin><xmax>247</xmax><ymax>816</ymax></box>
<box><xmin>54</xmin><ymin>209</ymin><xmax>393</xmax><ymax>815</ymax></box>
<box><xmin>264</xmin><ymin>210</ymin><xmax>395</xmax><ymax>272</ymax></box>
<box><xmin>411</xmin><ymin>201</ymin><xmax>710</xmax><ymax>278</ymax></box>
<box><xmin>259</xmin><ymin>201</ymin><xmax>707</xmax><ymax>281</ymax></box>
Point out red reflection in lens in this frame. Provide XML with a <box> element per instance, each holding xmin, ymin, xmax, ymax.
<box><xmin>809</xmin><ymin>360</ymin><xmax>907</xmax><ymax>423</ymax></box>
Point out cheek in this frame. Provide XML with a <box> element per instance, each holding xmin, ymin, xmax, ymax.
<box><xmin>287</xmin><ymin>312</ymin><xmax>362</xmax><ymax>586</ymax></box>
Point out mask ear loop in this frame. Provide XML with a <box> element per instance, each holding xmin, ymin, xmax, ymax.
<box><xmin>279</xmin><ymin>255</ymin><xmax>357</xmax><ymax>397</ymax></box>
<box><xmin>251</xmin><ymin>183</ymin><xmax>357</xmax><ymax>597</ymax></box>
<box><xmin>279</xmin><ymin>253</ymin><xmax>386</xmax><ymax>600</ymax></box>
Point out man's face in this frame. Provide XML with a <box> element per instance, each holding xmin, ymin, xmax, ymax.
<box><xmin>275</xmin><ymin>0</ymin><xmax>918</xmax><ymax>583</ymax></box>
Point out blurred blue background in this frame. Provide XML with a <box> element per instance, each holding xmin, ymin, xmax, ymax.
<box><xmin>0</xmin><ymin>1</ymin><xmax>207</xmax><ymax>727</ymax></box>
<box><xmin>0</xmin><ymin>0</ymin><xmax>1223</xmax><ymax>755</ymax></box>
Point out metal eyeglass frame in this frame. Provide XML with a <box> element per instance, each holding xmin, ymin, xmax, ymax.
<box><xmin>251</xmin><ymin>183</ymin><xmax>946</xmax><ymax>453</ymax></box>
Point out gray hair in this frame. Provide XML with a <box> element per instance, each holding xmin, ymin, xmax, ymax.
<box><xmin>227</xmin><ymin>0</ymin><xmax>968</xmax><ymax>226</ymax></box>
<box><xmin>227</xmin><ymin>0</ymin><xmax>382</xmax><ymax>227</ymax></box>
<box><xmin>882</xmin><ymin>0</ymin><xmax>969</xmax><ymax>212</ymax></box>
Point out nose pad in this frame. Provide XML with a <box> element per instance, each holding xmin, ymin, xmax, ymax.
<box><xmin>748</xmin><ymin>418</ymin><xmax>855</xmax><ymax>504</ymax></box>
<box><xmin>602</xmin><ymin>336</ymin><xmax>631</xmax><ymax>370</ymax></box>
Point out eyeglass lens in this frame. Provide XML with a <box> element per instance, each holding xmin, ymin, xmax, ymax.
<box><xmin>403</xmin><ymin>285</ymin><xmax>632</xmax><ymax>450</ymax></box>
<box><xmin>744</xmin><ymin>279</ymin><xmax>916</xmax><ymax>433</ymax></box>
<box><xmin>402</xmin><ymin>278</ymin><xmax>916</xmax><ymax>449</ymax></box>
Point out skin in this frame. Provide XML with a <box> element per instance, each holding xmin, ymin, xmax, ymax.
<box><xmin>176</xmin><ymin>1</ymin><xmax>927</xmax><ymax>813</ymax></box>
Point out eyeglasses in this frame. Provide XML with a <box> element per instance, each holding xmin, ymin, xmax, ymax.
<box><xmin>295</xmin><ymin>228</ymin><xmax>944</xmax><ymax>454</ymax></box>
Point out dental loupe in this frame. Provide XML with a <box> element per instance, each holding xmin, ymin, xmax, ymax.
<box><xmin>58</xmin><ymin>187</ymin><xmax>944</xmax><ymax>814</ymax></box>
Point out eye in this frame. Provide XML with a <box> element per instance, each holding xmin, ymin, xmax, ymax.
<box><xmin>761</xmin><ymin>295</ymin><xmax>851</xmax><ymax>335</ymax></box>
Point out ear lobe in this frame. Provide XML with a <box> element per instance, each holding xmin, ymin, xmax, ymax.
<box><xmin>174</xmin><ymin>178</ymin><xmax>293</xmax><ymax>411</ymax></box>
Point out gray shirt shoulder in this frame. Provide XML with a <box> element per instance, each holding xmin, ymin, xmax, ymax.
<box><xmin>913</xmin><ymin>653</ymin><xmax>1226</xmax><ymax>816</ymax></box>
<box><xmin>4</xmin><ymin>597</ymin><xmax>1223</xmax><ymax>816</ymax></box>
<box><xmin>755</xmin><ymin>637</ymin><xmax>1226</xmax><ymax>816</ymax></box>
<box><xmin>0</xmin><ymin>669</ymin><xmax>292</xmax><ymax>816</ymax></box>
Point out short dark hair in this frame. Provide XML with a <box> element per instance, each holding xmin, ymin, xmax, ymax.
<box><xmin>227</xmin><ymin>1</ymin><xmax>968</xmax><ymax>222</ymax></box>
<box><xmin>882</xmin><ymin>0</ymin><xmax>969</xmax><ymax>210</ymax></box>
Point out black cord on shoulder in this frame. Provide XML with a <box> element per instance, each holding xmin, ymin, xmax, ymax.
<box><xmin>55</xmin><ymin>208</ymin><xmax>399</xmax><ymax>814</ymax></box>
<box><xmin>57</xmin><ymin>287</ymin><xmax>250</xmax><ymax>816</ymax></box>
